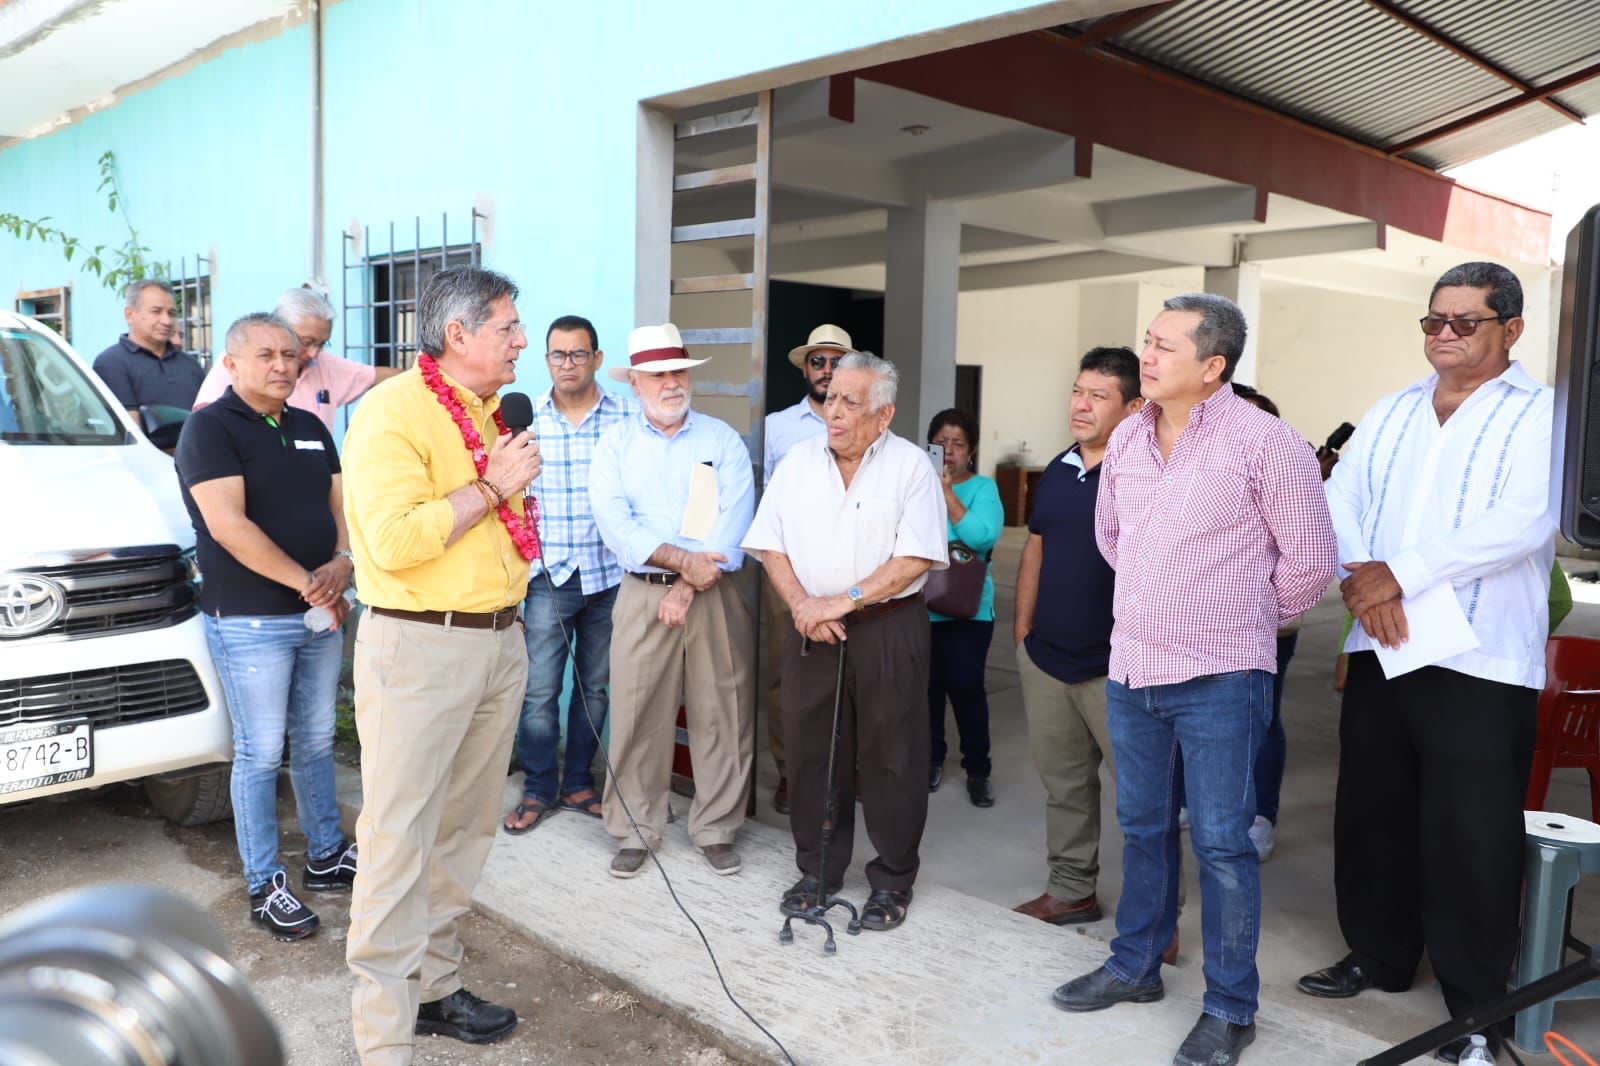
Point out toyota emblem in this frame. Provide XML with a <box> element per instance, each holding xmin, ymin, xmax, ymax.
<box><xmin>0</xmin><ymin>574</ymin><xmax>67</xmax><ymax>637</ymax></box>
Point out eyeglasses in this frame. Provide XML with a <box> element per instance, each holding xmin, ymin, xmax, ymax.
<box><xmin>1418</xmin><ymin>314</ymin><xmax>1507</xmax><ymax>337</ymax></box>
<box><xmin>546</xmin><ymin>349</ymin><xmax>594</xmax><ymax>366</ymax></box>
<box><xmin>806</xmin><ymin>353</ymin><xmax>845</xmax><ymax>371</ymax></box>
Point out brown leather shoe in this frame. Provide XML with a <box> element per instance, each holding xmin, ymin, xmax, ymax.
<box><xmin>1163</xmin><ymin>929</ymin><xmax>1180</xmax><ymax>966</ymax></box>
<box><xmin>1013</xmin><ymin>892</ymin><xmax>1102</xmax><ymax>925</ymax></box>
<box><xmin>772</xmin><ymin>777</ymin><xmax>790</xmax><ymax>815</ymax></box>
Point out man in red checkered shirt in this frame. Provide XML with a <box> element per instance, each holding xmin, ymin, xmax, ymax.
<box><xmin>1051</xmin><ymin>293</ymin><xmax>1336</xmax><ymax>1066</ymax></box>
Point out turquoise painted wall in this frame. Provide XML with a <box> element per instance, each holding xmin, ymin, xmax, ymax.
<box><xmin>2</xmin><ymin>0</ymin><xmax>1040</xmax><ymax>393</ymax></box>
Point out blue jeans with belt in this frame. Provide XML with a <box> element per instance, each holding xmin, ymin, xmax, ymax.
<box><xmin>205</xmin><ymin>613</ymin><xmax>346</xmax><ymax>894</ymax></box>
<box><xmin>1104</xmin><ymin>670</ymin><xmax>1271</xmax><ymax>1025</ymax></box>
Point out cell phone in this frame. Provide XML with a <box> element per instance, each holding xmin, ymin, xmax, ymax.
<box><xmin>926</xmin><ymin>443</ymin><xmax>944</xmax><ymax>470</ymax></box>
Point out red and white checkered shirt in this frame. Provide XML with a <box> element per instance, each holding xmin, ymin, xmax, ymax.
<box><xmin>1095</xmin><ymin>385</ymin><xmax>1337</xmax><ymax>688</ymax></box>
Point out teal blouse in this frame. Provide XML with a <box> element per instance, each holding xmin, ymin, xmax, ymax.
<box><xmin>929</xmin><ymin>473</ymin><xmax>1004</xmax><ymax>623</ymax></box>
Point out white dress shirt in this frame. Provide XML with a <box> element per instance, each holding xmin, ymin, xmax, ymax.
<box><xmin>742</xmin><ymin>430</ymin><xmax>948</xmax><ymax>598</ymax></box>
<box><xmin>1325</xmin><ymin>360</ymin><xmax>1555</xmax><ymax>689</ymax></box>
<box><xmin>762</xmin><ymin>397</ymin><xmax>827</xmax><ymax>487</ymax></box>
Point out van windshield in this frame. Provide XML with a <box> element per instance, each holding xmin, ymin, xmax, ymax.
<box><xmin>0</xmin><ymin>329</ymin><xmax>130</xmax><ymax>445</ymax></box>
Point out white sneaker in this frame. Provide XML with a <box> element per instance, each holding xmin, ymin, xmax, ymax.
<box><xmin>1248</xmin><ymin>816</ymin><xmax>1276</xmax><ymax>861</ymax></box>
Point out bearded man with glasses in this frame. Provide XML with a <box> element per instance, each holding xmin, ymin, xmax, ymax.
<box><xmin>502</xmin><ymin>314</ymin><xmax>636</xmax><ymax>835</ymax></box>
<box><xmin>1300</xmin><ymin>262</ymin><xmax>1555</xmax><ymax>1065</ymax></box>
<box><xmin>757</xmin><ymin>324</ymin><xmax>856</xmax><ymax>814</ymax></box>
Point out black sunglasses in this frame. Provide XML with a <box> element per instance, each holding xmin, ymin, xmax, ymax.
<box><xmin>1418</xmin><ymin>314</ymin><xmax>1508</xmax><ymax>337</ymax></box>
<box><xmin>806</xmin><ymin>353</ymin><xmax>845</xmax><ymax>371</ymax></box>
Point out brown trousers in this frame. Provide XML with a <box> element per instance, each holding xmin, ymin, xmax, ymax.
<box><xmin>602</xmin><ymin>576</ymin><xmax>753</xmax><ymax>849</ymax></box>
<box><xmin>346</xmin><ymin>611</ymin><xmax>528</xmax><ymax>1066</ymax></box>
<box><xmin>783</xmin><ymin>599</ymin><xmax>930</xmax><ymax>892</ymax></box>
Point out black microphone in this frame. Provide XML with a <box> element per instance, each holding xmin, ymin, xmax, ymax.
<box><xmin>500</xmin><ymin>391</ymin><xmax>533</xmax><ymax>436</ymax></box>
<box><xmin>1323</xmin><ymin>421</ymin><xmax>1355</xmax><ymax>453</ymax></box>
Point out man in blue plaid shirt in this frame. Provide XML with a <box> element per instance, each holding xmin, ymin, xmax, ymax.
<box><xmin>503</xmin><ymin>314</ymin><xmax>634</xmax><ymax>834</ymax></box>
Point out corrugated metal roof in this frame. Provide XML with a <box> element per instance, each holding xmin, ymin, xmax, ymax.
<box><xmin>1065</xmin><ymin>0</ymin><xmax>1600</xmax><ymax>171</ymax></box>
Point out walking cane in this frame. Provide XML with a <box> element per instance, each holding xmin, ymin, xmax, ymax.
<box><xmin>778</xmin><ymin>634</ymin><xmax>862</xmax><ymax>953</ymax></box>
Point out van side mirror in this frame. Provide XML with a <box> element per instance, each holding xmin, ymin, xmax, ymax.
<box><xmin>139</xmin><ymin>404</ymin><xmax>190</xmax><ymax>451</ymax></box>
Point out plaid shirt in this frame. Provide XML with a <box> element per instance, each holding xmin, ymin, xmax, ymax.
<box><xmin>1095</xmin><ymin>385</ymin><xmax>1336</xmax><ymax>688</ymax></box>
<box><xmin>528</xmin><ymin>387</ymin><xmax>636</xmax><ymax>594</ymax></box>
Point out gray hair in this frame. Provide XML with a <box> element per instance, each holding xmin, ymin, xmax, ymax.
<box><xmin>225</xmin><ymin>312</ymin><xmax>298</xmax><ymax>354</ymax></box>
<box><xmin>1162</xmin><ymin>292</ymin><xmax>1248</xmax><ymax>381</ymax></box>
<box><xmin>417</xmin><ymin>266</ymin><xmax>519</xmax><ymax>355</ymax></box>
<box><xmin>124</xmin><ymin>277</ymin><xmax>175</xmax><ymax>309</ymax></box>
<box><xmin>274</xmin><ymin>286</ymin><xmax>336</xmax><ymax>325</ymax></box>
<box><xmin>836</xmin><ymin>351</ymin><xmax>899</xmax><ymax>412</ymax></box>
<box><xmin>1430</xmin><ymin>261</ymin><xmax>1524</xmax><ymax>320</ymax></box>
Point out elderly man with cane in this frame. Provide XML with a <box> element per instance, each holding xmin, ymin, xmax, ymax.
<box><xmin>742</xmin><ymin>352</ymin><xmax>947</xmax><ymax>932</ymax></box>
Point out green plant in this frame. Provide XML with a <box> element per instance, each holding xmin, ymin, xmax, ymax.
<box><xmin>0</xmin><ymin>150</ymin><xmax>162</xmax><ymax>293</ymax></box>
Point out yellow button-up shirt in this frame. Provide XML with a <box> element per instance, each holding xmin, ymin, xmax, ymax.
<box><xmin>342</xmin><ymin>366</ymin><xmax>530</xmax><ymax>612</ymax></box>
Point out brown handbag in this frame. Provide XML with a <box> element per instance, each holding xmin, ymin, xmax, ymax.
<box><xmin>923</xmin><ymin>541</ymin><xmax>988</xmax><ymax>619</ymax></box>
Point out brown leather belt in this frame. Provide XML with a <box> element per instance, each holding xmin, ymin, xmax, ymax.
<box><xmin>629</xmin><ymin>571</ymin><xmax>681</xmax><ymax>587</ymax></box>
<box><xmin>853</xmin><ymin>593</ymin><xmax>924</xmax><ymax>622</ymax></box>
<box><xmin>369</xmin><ymin>605</ymin><xmax>520</xmax><ymax>630</ymax></box>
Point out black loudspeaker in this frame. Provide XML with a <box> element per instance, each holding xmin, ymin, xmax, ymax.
<box><xmin>1556</xmin><ymin>204</ymin><xmax>1600</xmax><ymax>547</ymax></box>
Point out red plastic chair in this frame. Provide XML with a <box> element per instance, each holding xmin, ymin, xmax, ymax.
<box><xmin>1526</xmin><ymin>636</ymin><xmax>1600</xmax><ymax>821</ymax></box>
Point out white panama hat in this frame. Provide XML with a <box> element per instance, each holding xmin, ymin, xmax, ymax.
<box><xmin>608</xmin><ymin>322</ymin><xmax>709</xmax><ymax>382</ymax></box>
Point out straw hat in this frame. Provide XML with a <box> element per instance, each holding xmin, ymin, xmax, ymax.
<box><xmin>608</xmin><ymin>323</ymin><xmax>709</xmax><ymax>382</ymax></box>
<box><xmin>786</xmin><ymin>323</ymin><xmax>855</xmax><ymax>369</ymax></box>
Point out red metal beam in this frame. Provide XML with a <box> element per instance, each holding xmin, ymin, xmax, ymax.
<box><xmin>1388</xmin><ymin>57</ymin><xmax>1600</xmax><ymax>156</ymax></box>
<box><xmin>1364</xmin><ymin>0</ymin><xmax>1583</xmax><ymax>125</ymax></box>
<box><xmin>851</xmin><ymin>30</ymin><xmax>1550</xmax><ymax>264</ymax></box>
<box><xmin>1064</xmin><ymin>2</ymin><xmax>1180</xmax><ymax>50</ymax></box>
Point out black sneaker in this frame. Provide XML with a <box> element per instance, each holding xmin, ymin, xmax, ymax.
<box><xmin>250</xmin><ymin>870</ymin><xmax>319</xmax><ymax>941</ymax></box>
<box><xmin>415</xmin><ymin>987</ymin><xmax>517</xmax><ymax>1044</ymax></box>
<box><xmin>304</xmin><ymin>838</ymin><xmax>358</xmax><ymax>892</ymax></box>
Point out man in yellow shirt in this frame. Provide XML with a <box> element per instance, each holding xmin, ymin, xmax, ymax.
<box><xmin>341</xmin><ymin>266</ymin><xmax>542</xmax><ymax>1066</ymax></box>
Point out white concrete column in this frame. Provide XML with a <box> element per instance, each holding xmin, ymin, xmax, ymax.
<box><xmin>884</xmin><ymin>198</ymin><xmax>961</xmax><ymax>439</ymax></box>
<box><xmin>634</xmin><ymin>104</ymin><xmax>674</xmax><ymax>326</ymax></box>
<box><xmin>1204</xmin><ymin>263</ymin><xmax>1263</xmax><ymax>387</ymax></box>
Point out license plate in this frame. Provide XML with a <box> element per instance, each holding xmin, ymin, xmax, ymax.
<box><xmin>0</xmin><ymin>720</ymin><xmax>93</xmax><ymax>795</ymax></box>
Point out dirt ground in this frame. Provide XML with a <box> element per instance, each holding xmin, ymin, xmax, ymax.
<box><xmin>0</xmin><ymin>782</ymin><xmax>748</xmax><ymax>1066</ymax></box>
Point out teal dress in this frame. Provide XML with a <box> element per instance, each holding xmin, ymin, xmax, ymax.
<box><xmin>929</xmin><ymin>474</ymin><xmax>1004</xmax><ymax>622</ymax></box>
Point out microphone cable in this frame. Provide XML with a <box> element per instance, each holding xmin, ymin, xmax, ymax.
<box><xmin>533</xmin><ymin>563</ymin><xmax>797</xmax><ymax>1066</ymax></box>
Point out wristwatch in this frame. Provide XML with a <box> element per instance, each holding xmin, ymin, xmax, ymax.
<box><xmin>336</xmin><ymin>549</ymin><xmax>354</xmax><ymax>562</ymax></box>
<box><xmin>847</xmin><ymin>586</ymin><xmax>867</xmax><ymax>612</ymax></box>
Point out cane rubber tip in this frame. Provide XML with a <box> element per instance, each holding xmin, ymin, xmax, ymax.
<box><xmin>847</xmin><ymin>921</ymin><xmax>862</xmax><ymax>935</ymax></box>
<box><xmin>824</xmin><ymin>940</ymin><xmax>837</xmax><ymax>954</ymax></box>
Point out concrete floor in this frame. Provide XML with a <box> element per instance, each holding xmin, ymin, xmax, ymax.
<box><xmin>743</xmin><ymin>527</ymin><xmax>1600</xmax><ymax>1060</ymax></box>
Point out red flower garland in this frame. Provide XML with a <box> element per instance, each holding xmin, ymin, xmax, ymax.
<box><xmin>417</xmin><ymin>354</ymin><xmax>541</xmax><ymax>561</ymax></box>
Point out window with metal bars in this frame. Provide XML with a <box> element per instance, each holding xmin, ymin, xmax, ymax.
<box><xmin>14</xmin><ymin>287</ymin><xmax>70</xmax><ymax>342</ymax></box>
<box><xmin>159</xmin><ymin>256</ymin><xmax>212</xmax><ymax>369</ymax></box>
<box><xmin>342</xmin><ymin>213</ymin><xmax>482</xmax><ymax>370</ymax></box>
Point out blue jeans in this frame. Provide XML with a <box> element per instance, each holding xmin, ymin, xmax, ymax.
<box><xmin>1173</xmin><ymin>632</ymin><xmax>1299</xmax><ymax>823</ymax></box>
<box><xmin>1105</xmin><ymin>670</ymin><xmax>1271</xmax><ymax>1025</ymax></box>
<box><xmin>205</xmin><ymin>613</ymin><xmax>345</xmax><ymax>894</ymax></box>
<box><xmin>515</xmin><ymin>573</ymin><xmax>617</xmax><ymax>804</ymax></box>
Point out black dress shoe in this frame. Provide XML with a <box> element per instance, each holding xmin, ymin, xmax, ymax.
<box><xmin>1051</xmin><ymin>966</ymin><xmax>1163</xmax><ymax>1013</ymax></box>
<box><xmin>928</xmin><ymin>765</ymin><xmax>943</xmax><ymax>792</ymax></box>
<box><xmin>1297</xmin><ymin>955</ymin><xmax>1406</xmax><ymax>999</ymax></box>
<box><xmin>780</xmin><ymin>875</ymin><xmax>842</xmax><ymax>916</ymax></box>
<box><xmin>967</xmin><ymin>776</ymin><xmax>995</xmax><ymax>807</ymax></box>
<box><xmin>1174</xmin><ymin>1013</ymin><xmax>1255</xmax><ymax>1065</ymax></box>
<box><xmin>415</xmin><ymin>988</ymin><xmax>517</xmax><ymax>1044</ymax></box>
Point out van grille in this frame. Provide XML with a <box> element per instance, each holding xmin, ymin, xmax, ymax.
<box><xmin>11</xmin><ymin>549</ymin><xmax>197</xmax><ymax>641</ymax></box>
<box><xmin>0</xmin><ymin>659</ymin><xmax>209</xmax><ymax>730</ymax></box>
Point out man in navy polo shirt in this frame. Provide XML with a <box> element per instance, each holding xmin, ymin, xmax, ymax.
<box><xmin>93</xmin><ymin>279</ymin><xmax>206</xmax><ymax>415</ymax></box>
<box><xmin>1013</xmin><ymin>347</ymin><xmax>1143</xmax><ymax>927</ymax></box>
<box><xmin>175</xmin><ymin>312</ymin><xmax>358</xmax><ymax>942</ymax></box>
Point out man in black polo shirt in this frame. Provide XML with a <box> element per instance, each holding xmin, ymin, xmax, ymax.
<box><xmin>93</xmin><ymin>279</ymin><xmax>206</xmax><ymax>415</ymax></box>
<box><xmin>175</xmin><ymin>311</ymin><xmax>358</xmax><ymax>942</ymax></box>
<box><xmin>1013</xmin><ymin>347</ymin><xmax>1144</xmax><ymax>928</ymax></box>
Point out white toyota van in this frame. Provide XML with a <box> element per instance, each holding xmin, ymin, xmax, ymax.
<box><xmin>0</xmin><ymin>309</ymin><xmax>232</xmax><ymax>824</ymax></box>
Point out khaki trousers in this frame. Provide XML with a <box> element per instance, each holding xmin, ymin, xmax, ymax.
<box><xmin>1017</xmin><ymin>640</ymin><xmax>1113</xmax><ymax>902</ymax></box>
<box><xmin>346</xmin><ymin>611</ymin><xmax>528</xmax><ymax>1066</ymax></box>
<box><xmin>602</xmin><ymin>576</ymin><xmax>752</xmax><ymax>849</ymax></box>
<box><xmin>762</xmin><ymin>570</ymin><xmax>790</xmax><ymax>776</ymax></box>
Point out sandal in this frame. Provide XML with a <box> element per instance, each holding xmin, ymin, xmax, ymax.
<box><xmin>502</xmin><ymin>797</ymin><xmax>556</xmax><ymax>835</ymax></box>
<box><xmin>860</xmin><ymin>888</ymin><xmax>912</xmax><ymax>931</ymax></box>
<box><xmin>559</xmin><ymin>789</ymin><xmax>604</xmax><ymax>818</ymax></box>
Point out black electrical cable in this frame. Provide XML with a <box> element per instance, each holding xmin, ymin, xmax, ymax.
<box><xmin>536</xmin><ymin>564</ymin><xmax>797</xmax><ymax>1066</ymax></box>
